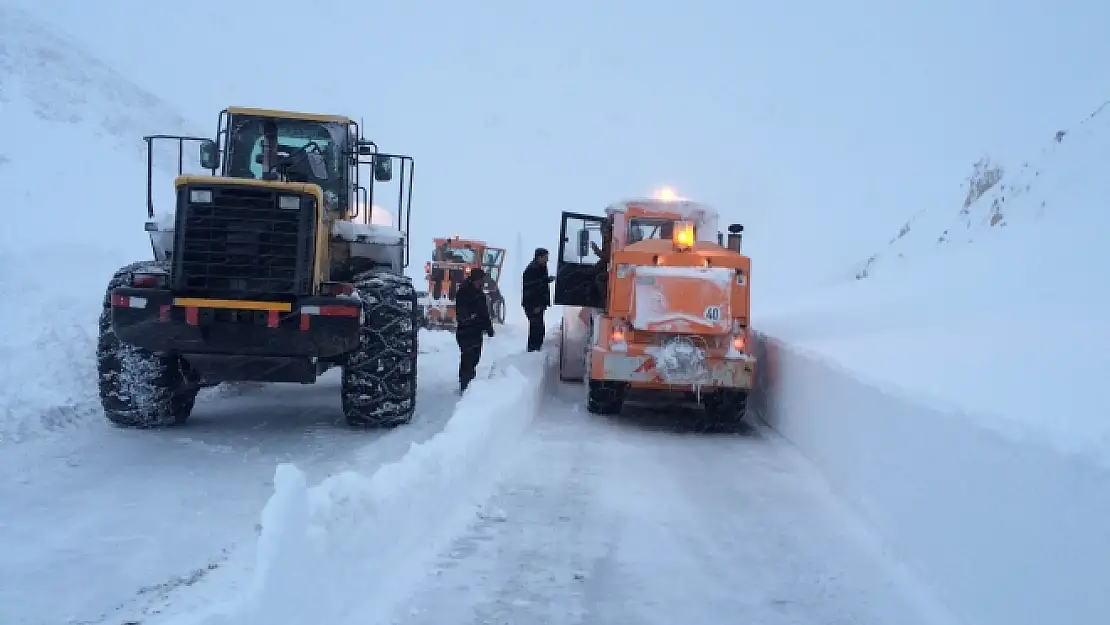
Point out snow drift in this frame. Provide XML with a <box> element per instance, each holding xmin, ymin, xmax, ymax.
<box><xmin>179</xmin><ymin>350</ymin><xmax>552</xmax><ymax>625</ymax></box>
<box><xmin>752</xmin><ymin>100</ymin><xmax>1110</xmax><ymax>625</ymax></box>
<box><xmin>0</xmin><ymin>6</ymin><xmax>202</xmax><ymax>441</ymax></box>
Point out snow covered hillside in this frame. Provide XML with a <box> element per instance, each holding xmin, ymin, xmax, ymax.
<box><xmin>854</xmin><ymin>100</ymin><xmax>1109</xmax><ymax>282</ymax></box>
<box><xmin>754</xmin><ymin>99</ymin><xmax>1110</xmax><ymax>625</ymax></box>
<box><xmin>0</xmin><ymin>6</ymin><xmax>204</xmax><ymax>441</ymax></box>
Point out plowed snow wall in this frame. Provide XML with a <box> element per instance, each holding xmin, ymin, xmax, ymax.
<box><xmin>750</xmin><ymin>333</ymin><xmax>1110</xmax><ymax>625</ymax></box>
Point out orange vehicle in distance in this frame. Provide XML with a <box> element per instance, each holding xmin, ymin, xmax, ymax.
<box><xmin>554</xmin><ymin>188</ymin><xmax>754</xmax><ymax>429</ymax></box>
<box><xmin>421</xmin><ymin>235</ymin><xmax>507</xmax><ymax>330</ymax></box>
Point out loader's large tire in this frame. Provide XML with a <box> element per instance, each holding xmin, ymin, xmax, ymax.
<box><xmin>96</xmin><ymin>260</ymin><xmax>199</xmax><ymax>428</ymax></box>
<box><xmin>342</xmin><ymin>271</ymin><xmax>419</xmax><ymax>428</ymax></box>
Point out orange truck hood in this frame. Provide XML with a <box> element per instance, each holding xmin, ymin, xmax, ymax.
<box><xmin>630</xmin><ymin>265</ymin><xmax>734</xmax><ymax>334</ymax></box>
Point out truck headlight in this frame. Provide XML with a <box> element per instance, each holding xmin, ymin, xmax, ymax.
<box><xmin>189</xmin><ymin>189</ymin><xmax>213</xmax><ymax>203</ymax></box>
<box><xmin>278</xmin><ymin>195</ymin><xmax>301</xmax><ymax>210</ymax></box>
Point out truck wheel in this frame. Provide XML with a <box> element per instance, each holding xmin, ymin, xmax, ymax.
<box><xmin>701</xmin><ymin>390</ymin><xmax>749</xmax><ymax>432</ymax></box>
<box><xmin>492</xmin><ymin>297</ymin><xmax>506</xmax><ymax>324</ymax></box>
<box><xmin>96</xmin><ymin>260</ymin><xmax>198</xmax><ymax>428</ymax></box>
<box><xmin>342</xmin><ymin>271</ymin><xmax>419</xmax><ymax>428</ymax></box>
<box><xmin>586</xmin><ymin>380</ymin><xmax>625</xmax><ymax>415</ymax></box>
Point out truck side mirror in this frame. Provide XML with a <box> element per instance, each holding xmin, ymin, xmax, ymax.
<box><xmin>373</xmin><ymin>156</ymin><xmax>393</xmax><ymax>182</ymax></box>
<box><xmin>199</xmin><ymin>140</ymin><xmax>219</xmax><ymax>170</ymax></box>
<box><xmin>577</xmin><ymin>229</ymin><xmax>591</xmax><ymax>258</ymax></box>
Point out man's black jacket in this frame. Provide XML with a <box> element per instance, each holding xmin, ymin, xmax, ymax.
<box><xmin>455</xmin><ymin>279</ymin><xmax>494</xmax><ymax>338</ymax></box>
<box><xmin>521</xmin><ymin>260</ymin><xmax>552</xmax><ymax>313</ymax></box>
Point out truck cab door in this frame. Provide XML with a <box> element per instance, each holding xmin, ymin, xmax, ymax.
<box><xmin>555</xmin><ymin>211</ymin><xmax>606</xmax><ymax>308</ymax></box>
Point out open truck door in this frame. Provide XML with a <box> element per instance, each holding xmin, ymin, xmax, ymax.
<box><xmin>555</xmin><ymin>211</ymin><xmax>606</xmax><ymax>309</ymax></box>
<box><xmin>555</xmin><ymin>211</ymin><xmax>606</xmax><ymax>381</ymax></box>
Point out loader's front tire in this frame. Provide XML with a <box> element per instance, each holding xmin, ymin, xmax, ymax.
<box><xmin>342</xmin><ymin>271</ymin><xmax>419</xmax><ymax>428</ymax></box>
<box><xmin>96</xmin><ymin>261</ymin><xmax>198</xmax><ymax>428</ymax></box>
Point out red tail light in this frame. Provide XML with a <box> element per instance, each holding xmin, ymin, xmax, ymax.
<box><xmin>130</xmin><ymin>272</ymin><xmax>167</xmax><ymax>288</ymax></box>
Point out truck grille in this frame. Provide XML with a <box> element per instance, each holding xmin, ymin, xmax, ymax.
<box><xmin>175</xmin><ymin>186</ymin><xmax>314</xmax><ymax>299</ymax></box>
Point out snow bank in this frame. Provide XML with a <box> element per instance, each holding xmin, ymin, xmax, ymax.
<box><xmin>749</xmin><ymin>100</ymin><xmax>1110</xmax><ymax>625</ymax></box>
<box><xmin>756</xmin><ymin>100</ymin><xmax>1110</xmax><ymax>460</ymax></box>
<box><xmin>0</xmin><ymin>7</ymin><xmax>202</xmax><ymax>442</ymax></box>
<box><xmin>189</xmin><ymin>350</ymin><xmax>551</xmax><ymax>625</ymax></box>
<box><xmin>750</xmin><ymin>334</ymin><xmax>1110</xmax><ymax>625</ymax></box>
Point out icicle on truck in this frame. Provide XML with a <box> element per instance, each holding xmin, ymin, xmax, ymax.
<box><xmin>98</xmin><ymin>107</ymin><xmax>419</xmax><ymax>429</ymax></box>
<box><xmin>554</xmin><ymin>191</ymin><xmax>755</xmax><ymax>429</ymax></box>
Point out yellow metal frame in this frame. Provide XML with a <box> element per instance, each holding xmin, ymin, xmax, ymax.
<box><xmin>172</xmin><ymin>298</ymin><xmax>292</xmax><ymax>312</ymax></box>
<box><xmin>225</xmin><ymin>106</ymin><xmax>352</xmax><ymax>124</ymax></box>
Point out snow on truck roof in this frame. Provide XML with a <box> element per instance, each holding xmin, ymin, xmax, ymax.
<box><xmin>605</xmin><ymin>198</ymin><xmax>720</xmax><ymax>220</ymax></box>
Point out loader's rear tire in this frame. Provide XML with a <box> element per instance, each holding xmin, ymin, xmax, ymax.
<box><xmin>586</xmin><ymin>380</ymin><xmax>625</xmax><ymax>415</ymax></box>
<box><xmin>96</xmin><ymin>260</ymin><xmax>199</xmax><ymax>428</ymax></box>
<box><xmin>342</xmin><ymin>271</ymin><xmax>419</xmax><ymax>428</ymax></box>
<box><xmin>700</xmin><ymin>390</ymin><xmax>749</xmax><ymax>433</ymax></box>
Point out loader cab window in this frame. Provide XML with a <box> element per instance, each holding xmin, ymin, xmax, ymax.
<box><xmin>628</xmin><ymin>217</ymin><xmax>686</xmax><ymax>243</ymax></box>
<box><xmin>225</xmin><ymin>116</ymin><xmax>349</xmax><ymax>209</ymax></box>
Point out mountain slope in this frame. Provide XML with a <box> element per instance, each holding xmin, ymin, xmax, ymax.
<box><xmin>854</xmin><ymin>100</ymin><xmax>1109</xmax><ymax>280</ymax></box>
<box><xmin>763</xmin><ymin>96</ymin><xmax>1110</xmax><ymax>458</ymax></box>
<box><xmin>0</xmin><ymin>6</ymin><xmax>204</xmax><ymax>441</ymax></box>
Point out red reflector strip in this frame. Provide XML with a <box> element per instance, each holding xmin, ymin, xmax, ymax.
<box><xmin>185</xmin><ymin>307</ymin><xmax>199</xmax><ymax>326</ymax></box>
<box><xmin>300</xmin><ymin>305</ymin><xmax>359</xmax><ymax>317</ymax></box>
<box><xmin>267</xmin><ymin>310</ymin><xmax>280</xmax><ymax>328</ymax></box>
<box><xmin>110</xmin><ymin>294</ymin><xmax>128</xmax><ymax>308</ymax></box>
<box><xmin>299</xmin><ymin>314</ymin><xmax>310</xmax><ymax>332</ymax></box>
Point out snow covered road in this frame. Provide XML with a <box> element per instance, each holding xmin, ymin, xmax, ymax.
<box><xmin>387</xmin><ymin>382</ymin><xmax>953</xmax><ymax>625</ymax></box>
<box><xmin>0</xmin><ymin>328</ymin><xmax>522</xmax><ymax>625</ymax></box>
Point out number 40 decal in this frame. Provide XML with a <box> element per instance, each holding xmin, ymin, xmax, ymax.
<box><xmin>704</xmin><ymin>306</ymin><xmax>722</xmax><ymax>321</ymax></box>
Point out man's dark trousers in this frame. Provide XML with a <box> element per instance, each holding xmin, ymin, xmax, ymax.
<box><xmin>526</xmin><ymin>310</ymin><xmax>544</xmax><ymax>352</ymax></box>
<box><xmin>457</xmin><ymin>329</ymin><xmax>484</xmax><ymax>391</ymax></box>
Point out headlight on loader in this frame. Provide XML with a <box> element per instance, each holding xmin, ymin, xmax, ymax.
<box><xmin>278</xmin><ymin>195</ymin><xmax>301</xmax><ymax>210</ymax></box>
<box><xmin>189</xmin><ymin>189</ymin><xmax>213</xmax><ymax>203</ymax></box>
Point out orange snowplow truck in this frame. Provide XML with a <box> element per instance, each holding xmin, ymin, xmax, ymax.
<box><xmin>554</xmin><ymin>193</ymin><xmax>754</xmax><ymax>429</ymax></box>
<box><xmin>422</xmin><ymin>235</ymin><xmax>507</xmax><ymax>329</ymax></box>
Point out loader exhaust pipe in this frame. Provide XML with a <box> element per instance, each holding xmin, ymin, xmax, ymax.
<box><xmin>727</xmin><ymin>223</ymin><xmax>744</xmax><ymax>253</ymax></box>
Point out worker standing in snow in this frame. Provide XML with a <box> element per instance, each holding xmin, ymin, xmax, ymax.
<box><xmin>521</xmin><ymin>247</ymin><xmax>555</xmax><ymax>352</ymax></box>
<box><xmin>455</xmin><ymin>267</ymin><xmax>495</xmax><ymax>393</ymax></box>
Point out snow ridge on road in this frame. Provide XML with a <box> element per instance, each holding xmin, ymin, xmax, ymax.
<box><xmin>385</xmin><ymin>370</ymin><xmax>957</xmax><ymax>625</ymax></box>
<box><xmin>162</xmin><ymin>343</ymin><xmax>552</xmax><ymax>625</ymax></box>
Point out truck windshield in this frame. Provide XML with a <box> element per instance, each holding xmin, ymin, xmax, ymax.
<box><xmin>434</xmin><ymin>245</ymin><xmax>477</xmax><ymax>264</ymax></box>
<box><xmin>225</xmin><ymin>115</ymin><xmax>349</xmax><ymax>210</ymax></box>
<box><xmin>628</xmin><ymin>217</ymin><xmax>690</xmax><ymax>243</ymax></box>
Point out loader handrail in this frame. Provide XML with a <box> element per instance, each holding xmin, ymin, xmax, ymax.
<box><xmin>142</xmin><ymin>134</ymin><xmax>212</xmax><ymax>219</ymax></box>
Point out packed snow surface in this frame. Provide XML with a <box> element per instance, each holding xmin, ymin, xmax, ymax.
<box><xmin>0</xmin><ymin>327</ymin><xmax>526</xmax><ymax>625</ymax></box>
<box><xmin>381</xmin><ymin>384</ymin><xmax>955</xmax><ymax>625</ymax></box>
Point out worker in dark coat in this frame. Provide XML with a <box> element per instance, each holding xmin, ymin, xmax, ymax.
<box><xmin>455</xmin><ymin>267</ymin><xmax>495</xmax><ymax>392</ymax></box>
<box><xmin>521</xmin><ymin>247</ymin><xmax>554</xmax><ymax>352</ymax></box>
